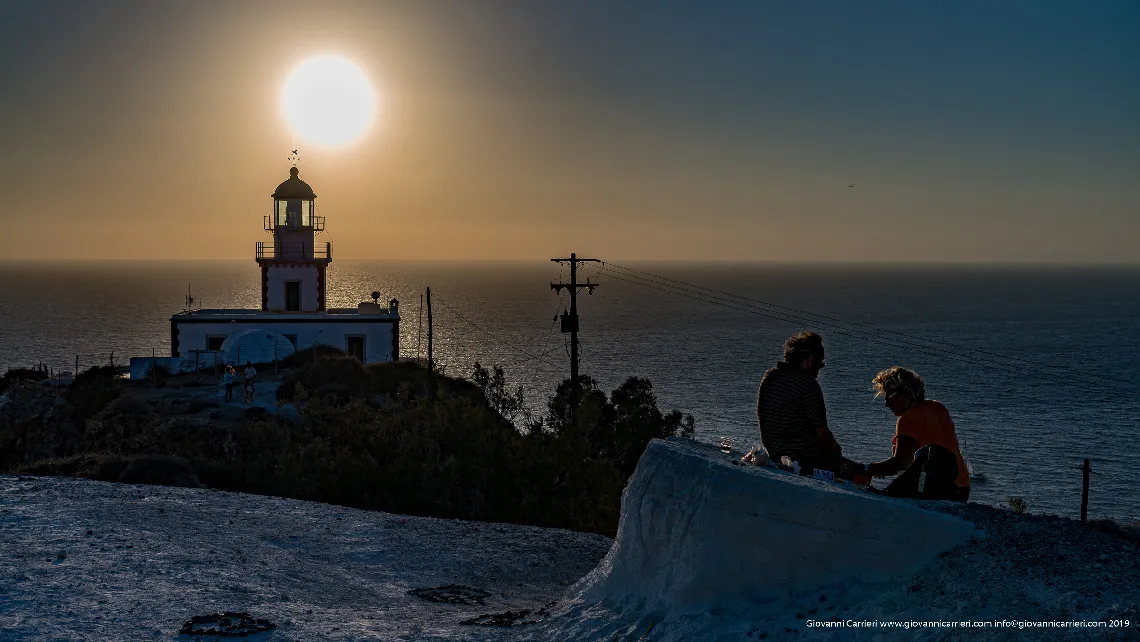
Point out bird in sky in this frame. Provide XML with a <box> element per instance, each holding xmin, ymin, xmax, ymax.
<box><xmin>848</xmin><ymin>184</ymin><xmax>855</xmax><ymax>188</ymax></box>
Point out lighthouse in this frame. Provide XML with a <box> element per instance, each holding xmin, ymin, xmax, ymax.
<box><xmin>257</xmin><ymin>165</ymin><xmax>331</xmax><ymax>312</ymax></box>
<box><xmin>156</xmin><ymin>163</ymin><xmax>400</xmax><ymax>374</ymax></box>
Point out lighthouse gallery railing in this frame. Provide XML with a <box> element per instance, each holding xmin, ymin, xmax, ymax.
<box><xmin>255</xmin><ymin>241</ymin><xmax>332</xmax><ymax>261</ymax></box>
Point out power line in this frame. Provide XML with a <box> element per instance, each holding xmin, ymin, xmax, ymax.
<box><xmin>603</xmin><ymin>261</ymin><xmax>1139</xmax><ymax>392</ymax></box>
<box><xmin>431</xmin><ymin>295</ymin><xmax>564</xmax><ymax>371</ymax></box>
<box><xmin>597</xmin><ymin>263</ymin><xmax>1124</xmax><ymax>389</ymax></box>
<box><xmin>593</xmin><ymin>266</ymin><xmax>1128</xmax><ymax>400</ymax></box>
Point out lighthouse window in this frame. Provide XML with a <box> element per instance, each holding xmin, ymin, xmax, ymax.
<box><xmin>301</xmin><ymin>201</ymin><xmax>312</xmax><ymax>227</ymax></box>
<box><xmin>276</xmin><ymin>200</ymin><xmax>288</xmax><ymax>226</ymax></box>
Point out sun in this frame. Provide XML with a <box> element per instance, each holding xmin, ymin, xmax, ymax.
<box><xmin>281</xmin><ymin>55</ymin><xmax>377</xmax><ymax>148</ymax></box>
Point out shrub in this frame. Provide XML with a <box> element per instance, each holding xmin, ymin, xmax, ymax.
<box><xmin>1</xmin><ymin>367</ymin><xmax>47</xmax><ymax>395</ymax></box>
<box><xmin>66</xmin><ymin>366</ymin><xmax>121</xmax><ymax>425</ymax></box>
<box><xmin>281</xmin><ymin>344</ymin><xmax>346</xmax><ymax>368</ymax></box>
<box><xmin>142</xmin><ymin>362</ymin><xmax>172</xmax><ymax>386</ymax></box>
<box><xmin>16</xmin><ymin>453</ymin><xmax>130</xmax><ymax>482</ymax></box>
<box><xmin>1088</xmin><ymin>518</ymin><xmax>1140</xmax><ymax>544</ymax></box>
<box><xmin>118</xmin><ymin>454</ymin><xmax>200</xmax><ymax>488</ymax></box>
<box><xmin>471</xmin><ymin>362</ymin><xmax>529</xmax><ymax>427</ymax></box>
<box><xmin>1008</xmin><ymin>496</ymin><xmax>1029</xmax><ymax>514</ymax></box>
<box><xmin>277</xmin><ymin>355</ymin><xmax>370</xmax><ymax>403</ymax></box>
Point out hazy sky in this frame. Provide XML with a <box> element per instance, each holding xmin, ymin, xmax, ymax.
<box><xmin>1</xmin><ymin>0</ymin><xmax>1137</xmax><ymax>261</ymax></box>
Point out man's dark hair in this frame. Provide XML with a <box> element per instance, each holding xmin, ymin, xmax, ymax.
<box><xmin>783</xmin><ymin>331</ymin><xmax>824</xmax><ymax>365</ymax></box>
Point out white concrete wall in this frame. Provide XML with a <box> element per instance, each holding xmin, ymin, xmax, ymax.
<box><xmin>173</xmin><ymin>319</ymin><xmax>395</xmax><ymax>363</ymax></box>
<box><xmin>266</xmin><ymin>266</ymin><xmax>320</xmax><ymax>312</ymax></box>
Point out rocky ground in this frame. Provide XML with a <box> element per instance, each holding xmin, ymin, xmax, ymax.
<box><xmin>0</xmin><ymin>475</ymin><xmax>612</xmax><ymax>641</ymax></box>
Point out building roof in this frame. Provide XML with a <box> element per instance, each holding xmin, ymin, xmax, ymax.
<box><xmin>272</xmin><ymin>166</ymin><xmax>317</xmax><ymax>200</ymax></box>
<box><xmin>172</xmin><ymin>308</ymin><xmax>398</xmax><ymax>320</ymax></box>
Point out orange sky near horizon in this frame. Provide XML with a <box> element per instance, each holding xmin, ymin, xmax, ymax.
<box><xmin>1</xmin><ymin>1</ymin><xmax>1137</xmax><ymax>263</ymax></box>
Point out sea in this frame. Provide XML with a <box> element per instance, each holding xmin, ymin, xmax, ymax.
<box><xmin>1</xmin><ymin>260</ymin><xmax>1137</xmax><ymax>522</ymax></box>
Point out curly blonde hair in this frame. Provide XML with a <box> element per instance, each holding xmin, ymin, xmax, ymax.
<box><xmin>872</xmin><ymin>366</ymin><xmax>926</xmax><ymax>405</ymax></box>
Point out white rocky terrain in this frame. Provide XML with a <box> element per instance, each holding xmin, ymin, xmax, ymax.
<box><xmin>3</xmin><ymin>439</ymin><xmax>1138</xmax><ymax>641</ymax></box>
<box><xmin>0</xmin><ymin>474</ymin><xmax>610</xmax><ymax>641</ymax></box>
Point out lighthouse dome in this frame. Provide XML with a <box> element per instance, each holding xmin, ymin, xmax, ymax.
<box><xmin>272</xmin><ymin>166</ymin><xmax>316</xmax><ymax>200</ymax></box>
<box><xmin>221</xmin><ymin>329</ymin><xmax>296</xmax><ymax>365</ymax></box>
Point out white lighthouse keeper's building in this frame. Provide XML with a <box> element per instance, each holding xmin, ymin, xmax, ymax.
<box><xmin>168</xmin><ymin>164</ymin><xmax>399</xmax><ymax>366</ymax></box>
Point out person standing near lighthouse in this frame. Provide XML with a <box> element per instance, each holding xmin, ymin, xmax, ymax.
<box><xmin>243</xmin><ymin>361</ymin><xmax>257</xmax><ymax>404</ymax></box>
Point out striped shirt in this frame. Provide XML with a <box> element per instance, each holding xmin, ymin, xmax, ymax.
<box><xmin>756</xmin><ymin>362</ymin><xmax>828</xmax><ymax>459</ymax></box>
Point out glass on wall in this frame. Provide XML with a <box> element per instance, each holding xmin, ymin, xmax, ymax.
<box><xmin>301</xmin><ymin>201</ymin><xmax>312</xmax><ymax>227</ymax></box>
<box><xmin>276</xmin><ymin>200</ymin><xmax>288</xmax><ymax>226</ymax></box>
<box><xmin>286</xmin><ymin>199</ymin><xmax>300</xmax><ymax>226</ymax></box>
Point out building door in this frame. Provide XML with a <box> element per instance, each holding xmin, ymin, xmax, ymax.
<box><xmin>285</xmin><ymin>281</ymin><xmax>301</xmax><ymax>311</ymax></box>
<box><xmin>346</xmin><ymin>335</ymin><xmax>365</xmax><ymax>362</ymax></box>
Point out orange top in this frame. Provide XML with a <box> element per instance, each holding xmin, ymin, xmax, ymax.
<box><xmin>892</xmin><ymin>400</ymin><xmax>970</xmax><ymax>488</ymax></box>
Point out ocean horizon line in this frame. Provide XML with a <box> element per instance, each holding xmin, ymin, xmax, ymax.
<box><xmin>2</xmin><ymin>258</ymin><xmax>1140</xmax><ymax>269</ymax></box>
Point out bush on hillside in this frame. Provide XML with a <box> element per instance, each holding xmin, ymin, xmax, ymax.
<box><xmin>1</xmin><ymin>367</ymin><xmax>47</xmax><ymax>395</ymax></box>
<box><xmin>276</xmin><ymin>355</ymin><xmax>371</xmax><ymax>403</ymax></box>
<box><xmin>66</xmin><ymin>366</ymin><xmax>121</xmax><ymax>425</ymax></box>
<box><xmin>142</xmin><ymin>362</ymin><xmax>172</xmax><ymax>386</ymax></box>
<box><xmin>281</xmin><ymin>344</ymin><xmax>346</xmax><ymax>368</ymax></box>
<box><xmin>11</xmin><ymin>360</ymin><xmax>694</xmax><ymax>537</ymax></box>
<box><xmin>118</xmin><ymin>454</ymin><xmax>200</xmax><ymax>488</ymax></box>
<box><xmin>17</xmin><ymin>452</ymin><xmax>131</xmax><ymax>482</ymax></box>
<box><xmin>471</xmin><ymin>362</ymin><xmax>530</xmax><ymax>427</ymax></box>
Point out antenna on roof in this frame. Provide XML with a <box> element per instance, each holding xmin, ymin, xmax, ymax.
<box><xmin>185</xmin><ymin>283</ymin><xmax>198</xmax><ymax>312</ymax></box>
<box><xmin>288</xmin><ymin>147</ymin><xmax>300</xmax><ymax>168</ymax></box>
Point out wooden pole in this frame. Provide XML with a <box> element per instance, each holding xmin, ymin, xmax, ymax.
<box><xmin>75</xmin><ymin>355</ymin><xmax>79</xmax><ymax>379</ymax></box>
<box><xmin>274</xmin><ymin>342</ymin><xmax>278</xmax><ymax>374</ymax></box>
<box><xmin>1081</xmin><ymin>458</ymin><xmax>1090</xmax><ymax>522</ymax></box>
<box><xmin>152</xmin><ymin>348</ymin><xmax>156</xmax><ymax>387</ymax></box>
<box><xmin>426</xmin><ymin>287</ymin><xmax>433</xmax><ymax>372</ymax></box>
<box><xmin>417</xmin><ymin>293</ymin><xmax>424</xmax><ymax>361</ymax></box>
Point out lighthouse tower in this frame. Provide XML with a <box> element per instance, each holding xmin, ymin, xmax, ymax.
<box><xmin>256</xmin><ymin>165</ymin><xmax>332</xmax><ymax>312</ymax></box>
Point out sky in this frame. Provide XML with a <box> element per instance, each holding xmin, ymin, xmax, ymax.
<box><xmin>1</xmin><ymin>0</ymin><xmax>1137</xmax><ymax>262</ymax></box>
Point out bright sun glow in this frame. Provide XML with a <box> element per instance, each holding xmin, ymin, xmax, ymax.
<box><xmin>281</xmin><ymin>55</ymin><xmax>377</xmax><ymax>148</ymax></box>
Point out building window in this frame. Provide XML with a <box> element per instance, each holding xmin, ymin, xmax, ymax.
<box><xmin>286</xmin><ymin>199</ymin><xmax>300</xmax><ymax>227</ymax></box>
<box><xmin>301</xmin><ymin>200</ymin><xmax>312</xmax><ymax>227</ymax></box>
<box><xmin>285</xmin><ymin>281</ymin><xmax>301</xmax><ymax>311</ymax></box>
<box><xmin>277</xmin><ymin>200</ymin><xmax>288</xmax><ymax>226</ymax></box>
<box><xmin>206</xmin><ymin>336</ymin><xmax>226</xmax><ymax>351</ymax></box>
<box><xmin>346</xmin><ymin>335</ymin><xmax>365</xmax><ymax>362</ymax></box>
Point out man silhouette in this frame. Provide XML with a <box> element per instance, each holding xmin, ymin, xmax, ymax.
<box><xmin>756</xmin><ymin>331</ymin><xmax>851</xmax><ymax>475</ymax></box>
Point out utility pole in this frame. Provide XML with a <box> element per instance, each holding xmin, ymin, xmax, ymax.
<box><xmin>550</xmin><ymin>253</ymin><xmax>600</xmax><ymax>388</ymax></box>
<box><xmin>426</xmin><ymin>286</ymin><xmax>434</xmax><ymax>372</ymax></box>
